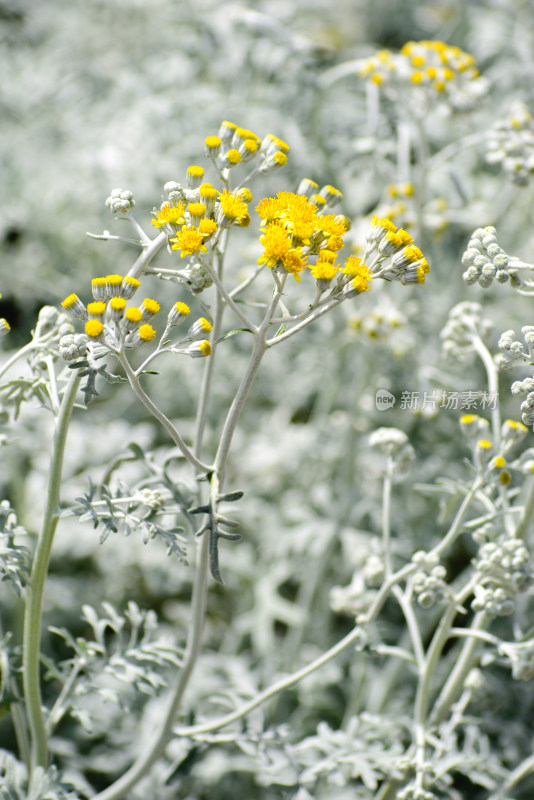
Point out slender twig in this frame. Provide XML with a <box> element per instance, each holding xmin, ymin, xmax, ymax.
<box><xmin>174</xmin><ymin>622</ymin><xmax>366</xmax><ymax>738</ymax></box>
<box><xmin>118</xmin><ymin>353</ymin><xmax>211</xmax><ymax>474</ymax></box>
<box><xmin>127</xmin><ymin>231</ymin><xmax>167</xmax><ymax>281</ymax></box>
<box><xmin>197</xmin><ymin>256</ymin><xmax>258</xmax><ymax>332</ymax></box>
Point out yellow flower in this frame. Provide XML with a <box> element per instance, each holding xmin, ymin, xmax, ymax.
<box><xmin>281</xmin><ymin>248</ymin><xmax>307</xmax><ymax>282</ymax></box>
<box><xmin>139</xmin><ymin>324</ymin><xmax>156</xmax><ymax>342</ymax></box>
<box><xmin>257</xmin><ymin>224</ymin><xmax>291</xmax><ymax>268</ymax></box>
<box><xmin>151</xmin><ymin>203</ymin><xmax>186</xmax><ymax>229</ymax></box>
<box><xmin>311</xmin><ymin>260</ymin><xmax>338</xmax><ymax>281</ymax></box>
<box><xmin>170</xmin><ymin>226</ymin><xmax>208</xmax><ymax>257</ymax></box>
<box><xmin>218</xmin><ymin>190</ymin><xmax>249</xmax><ymax>225</ymax></box>
<box><xmin>85</xmin><ymin>319</ymin><xmax>104</xmax><ymax>338</ymax></box>
<box><xmin>342</xmin><ymin>256</ymin><xmax>373</xmax><ymax>293</ymax></box>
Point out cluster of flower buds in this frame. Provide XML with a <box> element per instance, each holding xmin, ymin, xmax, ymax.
<box><xmin>411</xmin><ymin>551</ymin><xmax>448</xmax><ymax>608</ymax></box>
<box><xmin>105</xmin><ymin>188</ymin><xmax>135</xmax><ymax>214</ymax></box>
<box><xmin>151</xmin><ymin>173</ymin><xmax>250</xmax><ymax>259</ymax></box>
<box><xmin>499</xmin><ymin>639</ymin><xmax>534</xmax><ymax>681</ymax></box>
<box><xmin>440</xmin><ymin>301</ymin><xmax>492</xmax><ymax>360</ymax></box>
<box><xmin>486</xmin><ymin>102</ymin><xmax>534</xmax><ymax>186</ymax></box>
<box><xmin>358</xmin><ymin>40</ymin><xmax>487</xmax><ymax>111</ymax></box>
<box><xmin>472</xmin><ymin>535</ymin><xmax>533</xmax><ymax>618</ymax></box>
<box><xmin>497</xmin><ymin>327</ymin><xmax>534</xmax><ymax>369</ymax></box>
<box><xmin>205</xmin><ymin>121</ymin><xmax>290</xmax><ymax>177</ymax></box>
<box><xmin>369</xmin><ymin>427</ymin><xmax>415</xmax><ymax>479</ymax></box>
<box><xmin>511</xmin><ymin>376</ymin><xmax>534</xmax><ymax>428</ymax></box>
<box><xmin>360</xmin><ymin>216</ymin><xmax>429</xmax><ymax>288</ymax></box>
<box><xmin>462</xmin><ymin>227</ymin><xmax>511</xmax><ymax>288</ymax></box>
<box><xmin>58</xmin><ymin>333</ymin><xmax>89</xmax><ymax>363</ymax></box>
<box><xmin>61</xmin><ymin>276</ymin><xmax>211</xmax><ymax>359</ymax></box>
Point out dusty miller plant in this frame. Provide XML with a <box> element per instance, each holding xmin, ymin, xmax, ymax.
<box><xmin>1</xmin><ymin>33</ymin><xmax>534</xmax><ymax>800</ymax></box>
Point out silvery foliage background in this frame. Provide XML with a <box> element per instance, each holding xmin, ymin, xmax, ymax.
<box><xmin>2</xmin><ymin>0</ymin><xmax>534</xmax><ymax>797</ymax></box>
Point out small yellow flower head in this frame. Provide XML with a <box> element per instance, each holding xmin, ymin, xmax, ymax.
<box><xmin>281</xmin><ymin>248</ymin><xmax>307</xmax><ymax>282</ymax></box>
<box><xmin>87</xmin><ymin>301</ymin><xmax>106</xmax><ymax>318</ymax></box>
<box><xmin>122</xmin><ymin>306</ymin><xmax>143</xmax><ymax>333</ymax></box>
<box><xmin>141</xmin><ymin>298</ymin><xmax>160</xmax><ymax>318</ymax></box>
<box><xmin>168</xmin><ymin>301</ymin><xmax>190</xmax><ymax>327</ymax></box>
<box><xmin>125</xmin><ymin>306</ymin><xmax>143</xmax><ymax>323</ymax></box>
<box><xmin>237</xmin><ymin>187</ymin><xmax>253</xmax><ymax>203</ymax></box>
<box><xmin>460</xmin><ymin>414</ymin><xmax>489</xmax><ymax>438</ymax></box>
<box><xmin>232</xmin><ymin>127</ymin><xmax>260</xmax><ymax>147</ymax></box>
<box><xmin>204</xmin><ymin>135</ymin><xmax>221</xmax><ymax>157</ymax></box>
<box><xmin>186</xmin><ymin>165</ymin><xmax>204</xmax><ymax>189</ymax></box>
<box><xmin>221</xmin><ymin>148</ymin><xmax>242</xmax><ymax>168</ymax></box>
<box><xmin>218</xmin><ymin>120</ymin><xmax>238</xmax><ymax>143</ymax></box>
<box><xmin>477</xmin><ymin>439</ymin><xmax>493</xmax><ymax>450</ymax></box>
<box><xmin>312</xmin><ymin>194</ymin><xmax>327</xmax><ymax>209</ymax></box>
<box><xmin>501</xmin><ymin>419</ymin><xmax>528</xmax><ymax>443</ymax></box>
<box><xmin>256</xmin><ymin>196</ymin><xmax>284</xmax><ymax>222</ymax></box>
<box><xmin>199</xmin><ymin>183</ymin><xmax>217</xmax><ymax>214</ymax></box>
<box><xmin>187</xmin><ymin>339</ymin><xmax>211</xmax><ymax>358</ymax></box>
<box><xmin>91</xmin><ymin>277</ymin><xmax>107</xmax><ymax>301</ymax></box>
<box><xmin>257</xmin><ymin>224</ymin><xmax>291</xmax><ymax>269</ymax></box>
<box><xmin>138</xmin><ymin>323</ymin><xmax>156</xmax><ymax>342</ymax></box>
<box><xmin>151</xmin><ymin>203</ymin><xmax>186</xmax><ymax>230</ymax></box>
<box><xmin>320</xmin><ymin>184</ymin><xmax>343</xmax><ymax>208</ymax></box>
<box><xmin>0</xmin><ymin>318</ymin><xmax>10</xmax><ymax>337</ymax></box>
<box><xmin>61</xmin><ymin>293</ymin><xmax>87</xmax><ymax>320</ymax></box>
<box><xmin>240</xmin><ymin>138</ymin><xmax>259</xmax><ymax>161</ymax></box>
<box><xmin>342</xmin><ymin>256</ymin><xmax>373</xmax><ymax>297</ymax></box>
<box><xmin>187</xmin><ymin>202</ymin><xmax>207</xmax><ymax>226</ymax></box>
<box><xmin>217</xmin><ymin>190</ymin><xmax>249</xmax><ymax>228</ymax></box>
<box><xmin>85</xmin><ymin>319</ymin><xmax>104</xmax><ymax>338</ymax></box>
<box><xmin>311</xmin><ymin>259</ymin><xmax>339</xmax><ymax>290</ymax></box>
<box><xmin>121</xmin><ymin>276</ymin><xmax>141</xmax><ymax>299</ymax></box>
<box><xmin>260</xmin><ymin>150</ymin><xmax>288</xmax><ymax>173</ymax></box>
<box><xmin>237</xmin><ymin>212</ymin><xmax>251</xmax><ymax>228</ymax></box>
<box><xmin>499</xmin><ymin>471</ymin><xmax>512</xmax><ymax>485</ymax></box>
<box><xmin>493</xmin><ymin>456</ymin><xmax>506</xmax><ymax>470</ymax></box>
<box><xmin>379</xmin><ymin>228</ymin><xmax>414</xmax><ymax>256</ymax></box>
<box><xmin>198</xmin><ymin>218</ymin><xmax>218</xmax><ymax>238</ymax></box>
<box><xmin>106</xmin><ymin>274</ymin><xmax>124</xmax><ymax>298</ymax></box>
<box><xmin>188</xmin><ymin>317</ymin><xmax>213</xmax><ymax>340</ymax></box>
<box><xmin>170</xmin><ymin>226</ymin><xmax>208</xmax><ymax>257</ymax></box>
<box><xmin>109</xmin><ymin>296</ymin><xmax>126</xmax><ymax>321</ymax></box>
<box><xmin>260</xmin><ymin>133</ymin><xmax>290</xmax><ymax>159</ymax></box>
<box><xmin>297</xmin><ymin>178</ymin><xmax>319</xmax><ymax>198</ymax></box>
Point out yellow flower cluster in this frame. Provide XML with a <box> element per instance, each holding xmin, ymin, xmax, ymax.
<box><xmin>60</xmin><ymin>277</ymin><xmax>210</xmax><ymax>357</ymax></box>
<box><xmin>256</xmin><ymin>188</ymin><xmax>359</xmax><ymax>288</ymax></box>
<box><xmin>358</xmin><ymin>40</ymin><xmax>485</xmax><ymax>107</ymax></box>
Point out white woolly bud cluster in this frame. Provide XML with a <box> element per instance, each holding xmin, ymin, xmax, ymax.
<box><xmin>179</xmin><ymin>262</ymin><xmax>214</xmax><ymax>294</ymax></box>
<box><xmin>486</xmin><ymin>102</ymin><xmax>534</xmax><ymax>186</ymax></box>
<box><xmin>440</xmin><ymin>301</ymin><xmax>492</xmax><ymax>360</ymax></box>
<box><xmin>59</xmin><ymin>334</ymin><xmax>89</xmax><ymax>363</ymax></box>
<box><xmin>105</xmin><ymin>188</ymin><xmax>135</xmax><ymax>213</ymax></box>
<box><xmin>411</xmin><ymin>551</ymin><xmax>448</xmax><ymax>608</ymax></box>
<box><xmin>461</xmin><ymin>227</ymin><xmax>510</xmax><ymax>288</ymax></box>
<box><xmin>511</xmin><ymin>377</ymin><xmax>534</xmax><ymax>428</ymax></box>
<box><xmin>496</xmin><ymin>327</ymin><xmax>534</xmax><ymax>369</ymax></box>
<box><xmin>472</xmin><ymin>535</ymin><xmax>533</xmax><ymax>618</ymax></box>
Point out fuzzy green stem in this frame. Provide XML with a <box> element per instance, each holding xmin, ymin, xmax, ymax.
<box><xmin>22</xmin><ymin>370</ymin><xmax>81</xmax><ymax>775</ymax></box>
